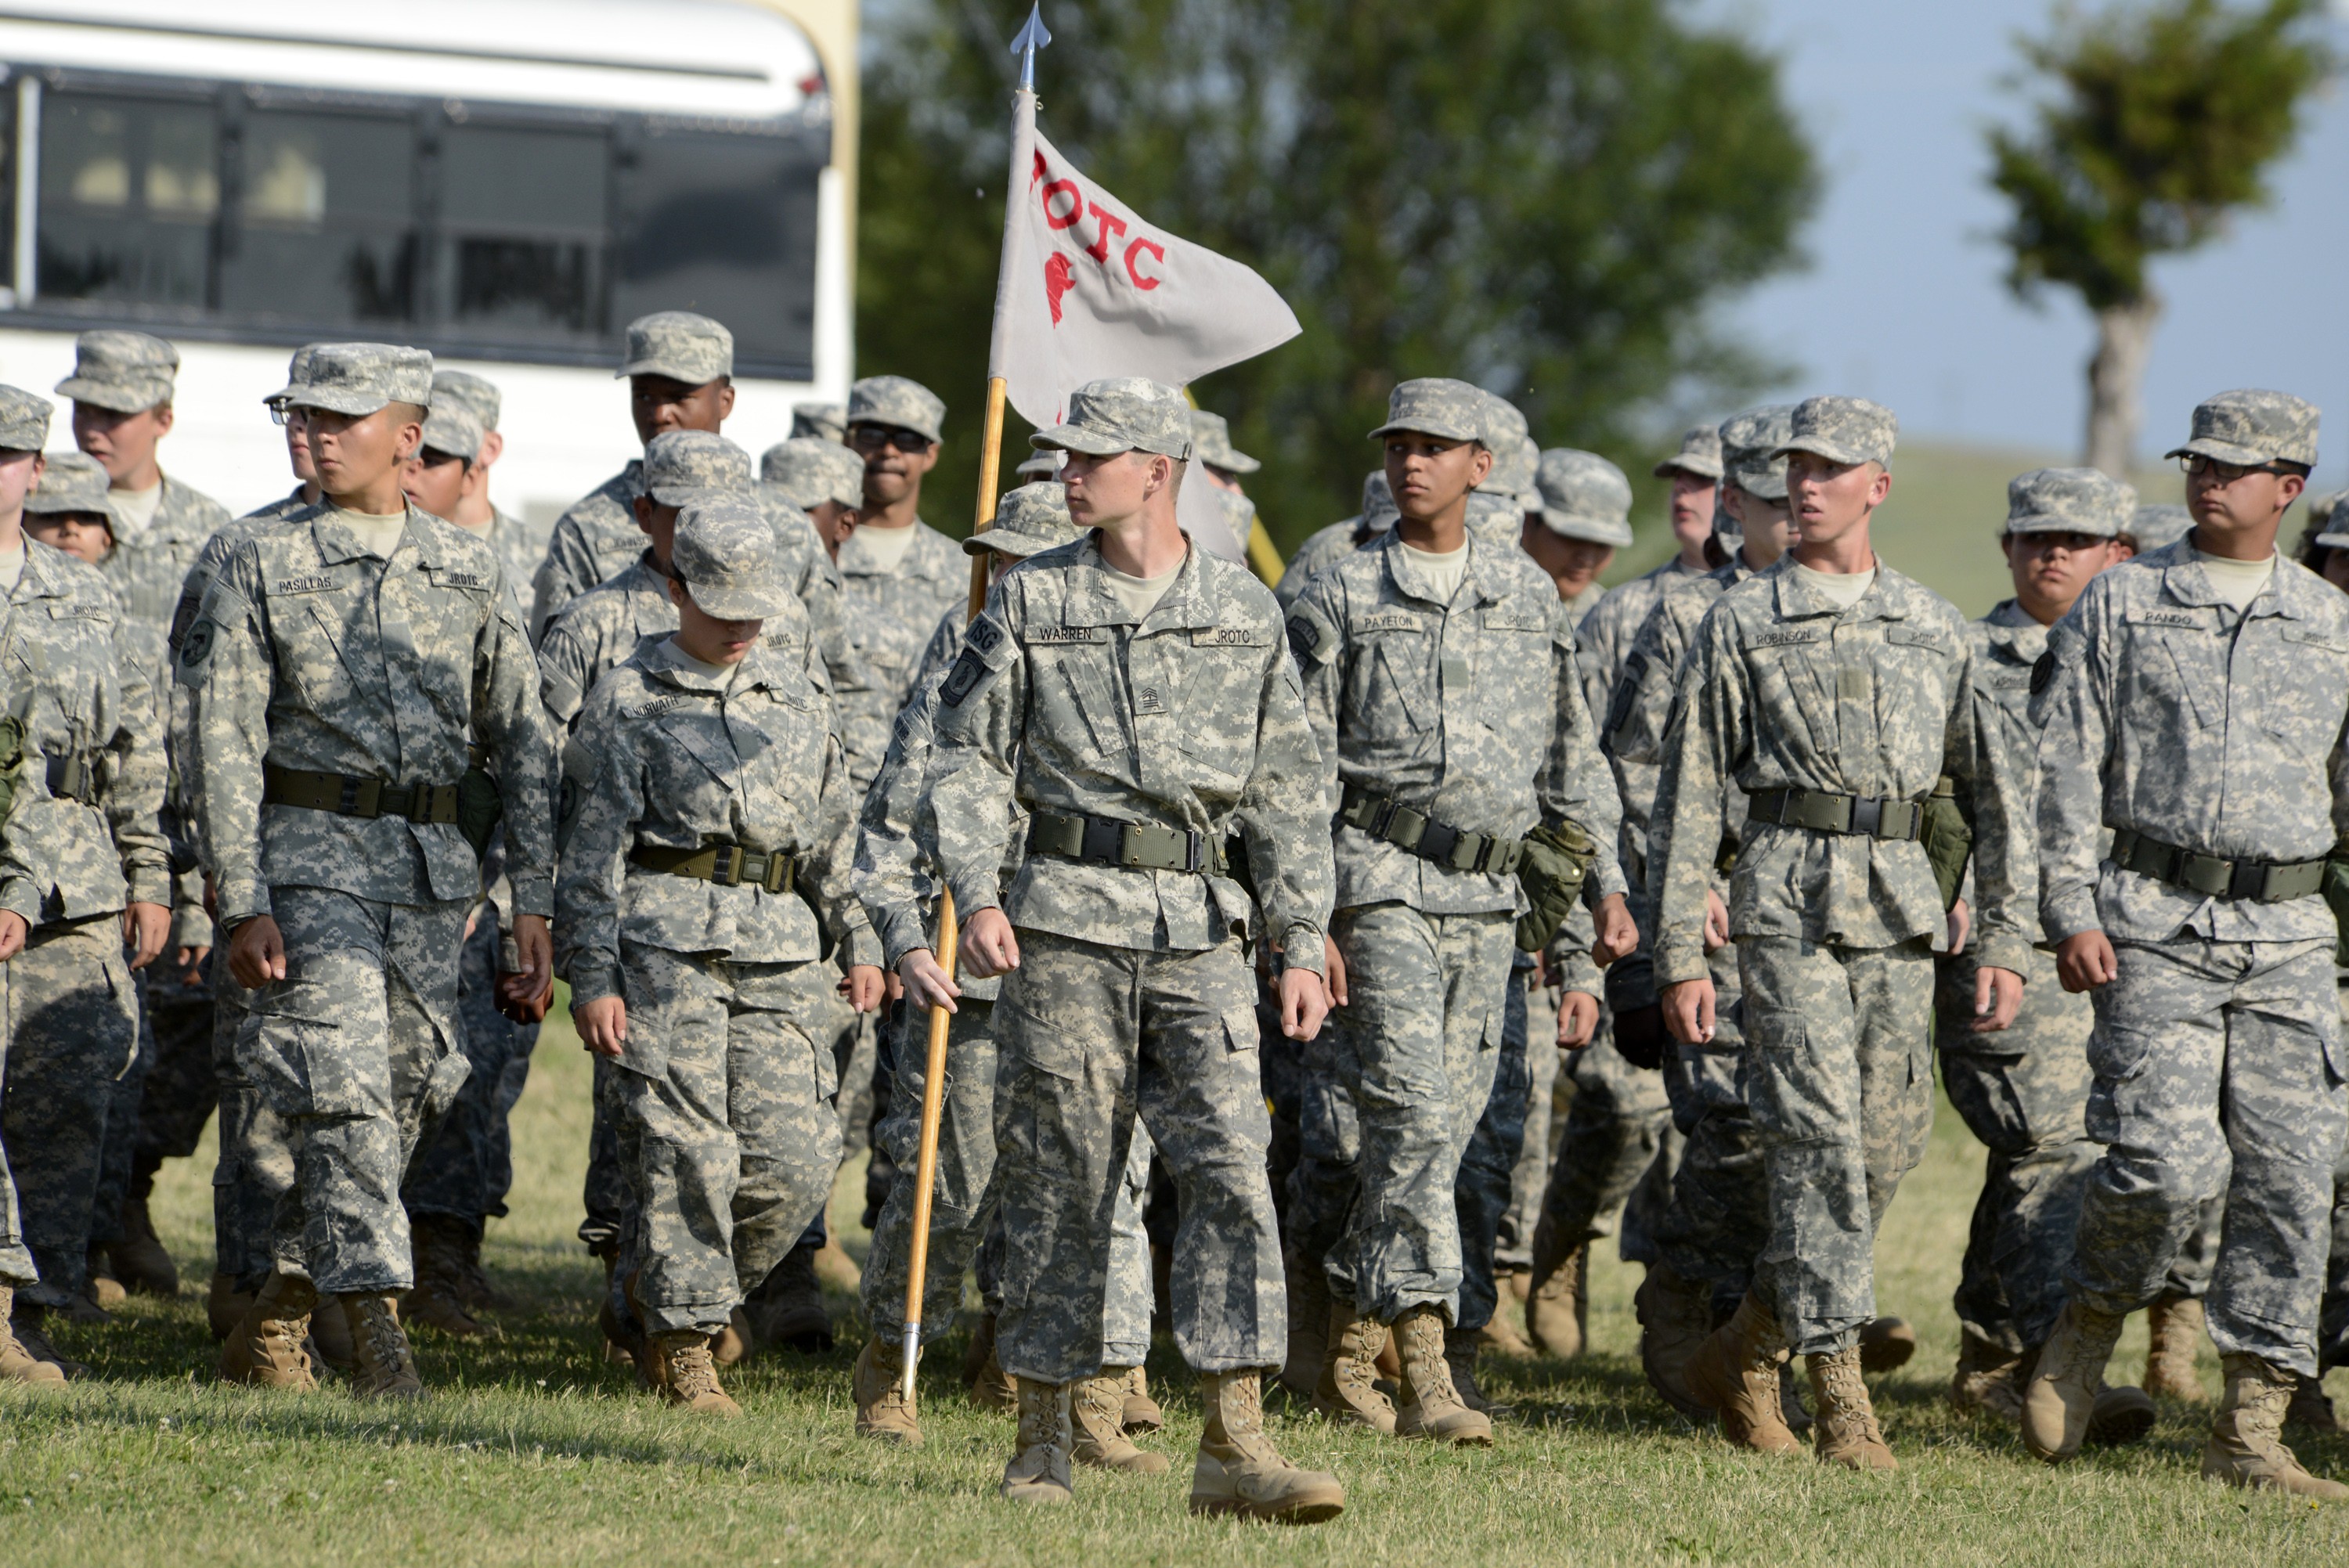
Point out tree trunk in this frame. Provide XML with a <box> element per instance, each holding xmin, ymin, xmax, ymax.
<box><xmin>2083</xmin><ymin>293</ymin><xmax>2162</xmax><ymax>479</ymax></box>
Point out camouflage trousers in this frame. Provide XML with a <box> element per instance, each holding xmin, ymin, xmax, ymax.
<box><xmin>1</xmin><ymin>915</ymin><xmax>139</xmax><ymax>1306</ymax></box>
<box><xmin>403</xmin><ymin>907</ymin><xmax>539</xmax><ymax>1231</ymax></box>
<box><xmin>121</xmin><ymin>957</ymin><xmax>218</xmax><ymax>1219</ymax></box>
<box><xmin>1312</xmin><ymin>904</ymin><xmax>1514</xmax><ymax>1324</ymax></box>
<box><xmin>1741</xmin><ymin>935</ymin><xmax>1936</xmax><ymax>1357</ymax></box>
<box><xmin>1652</xmin><ymin>935</ymin><xmax>1759</xmax><ymax>1309</ymax></box>
<box><xmin>1534</xmin><ymin>1018</ymin><xmax>1676</xmax><ymax>1276</ymax></box>
<box><xmin>2069</xmin><ymin>937</ymin><xmax>2348</xmax><ymax>1379</ymax></box>
<box><xmin>210</xmin><ymin>948</ymin><xmax>290</xmax><ymax>1291</ymax></box>
<box><xmin>1452</xmin><ymin>961</ymin><xmax>1530</xmax><ymax>1333</ymax></box>
<box><xmin>1497</xmin><ymin>966</ymin><xmax>1561</xmax><ymax>1273</ymax></box>
<box><xmin>244</xmin><ymin>889</ymin><xmax>470</xmax><ymax>1295</ymax></box>
<box><xmin>616</xmin><ymin>942</ymin><xmax>839</xmax><ymax>1336</ymax></box>
<box><xmin>992</xmin><ymin>929</ymin><xmax>1279</xmax><ymax>1384</ymax></box>
<box><xmin>1936</xmin><ymin>943</ymin><xmax>2096</xmax><ymax>1354</ymax></box>
<box><xmin>862</xmin><ymin>997</ymin><xmax>1000</xmax><ymax>1343</ymax></box>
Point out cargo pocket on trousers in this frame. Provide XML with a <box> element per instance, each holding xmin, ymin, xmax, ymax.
<box><xmin>999</xmin><ymin>997</ymin><xmax>1084</xmax><ymax>1183</ymax></box>
<box><xmin>244</xmin><ymin>1010</ymin><xmax>369</xmax><ymax>1119</ymax></box>
<box><xmin>420</xmin><ymin>1046</ymin><xmax>472</xmax><ymax>1129</ymax></box>
<box><xmin>1223</xmin><ymin>1000</ymin><xmax>1261</xmax><ymax>1057</ymax></box>
<box><xmin>2084</xmin><ymin>1022</ymin><xmax>2157</xmax><ymax>1086</ymax></box>
<box><xmin>1741</xmin><ymin>1007</ymin><xmax>1823</xmax><ymax>1146</ymax></box>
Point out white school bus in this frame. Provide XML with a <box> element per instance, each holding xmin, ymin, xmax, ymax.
<box><xmin>0</xmin><ymin>0</ymin><xmax>857</xmax><ymax>525</ymax></box>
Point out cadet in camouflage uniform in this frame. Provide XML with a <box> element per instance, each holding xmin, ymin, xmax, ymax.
<box><xmin>1286</xmin><ymin>380</ymin><xmax>1633</xmax><ymax>1447</ymax></box>
<box><xmin>915</xmin><ymin>378</ymin><xmax>1344</xmax><ymax>1519</ymax></box>
<box><xmin>1192</xmin><ymin>409</ymin><xmax>1266</xmax><ymax>571</ymax></box>
<box><xmin>763</xmin><ymin>437</ymin><xmax>864</xmax><ymax>563</ymax></box>
<box><xmin>1275</xmin><ymin>472</ymin><xmax>1395</xmax><ymax>610</ymax></box>
<box><xmin>424</xmin><ymin>369</ymin><xmax>550</xmax><ymax>597</ymax></box>
<box><xmin>792</xmin><ymin>402</ymin><xmax>847</xmax><ymax>445</ymax></box>
<box><xmin>2022</xmin><ymin>391</ymin><xmax>2349</xmax><ymax>1498</ymax></box>
<box><xmin>1939</xmin><ymin>468</ymin><xmax>2141</xmax><ymax>1423</ymax></box>
<box><xmin>181</xmin><ymin>343</ymin><xmax>557</xmax><ymax>1398</ymax></box>
<box><xmin>558</xmin><ymin>497</ymin><xmax>882</xmax><ymax>1417</ymax></box>
<box><xmin>532</xmin><ymin>312</ymin><xmax>738</xmax><ymax>636</ymax></box>
<box><xmin>0</xmin><ymin>385</ymin><xmax>171</xmax><ymax>1374</ymax></box>
<box><xmin>1654</xmin><ymin>395</ymin><xmax>2030</xmax><ymax>1469</ymax></box>
<box><xmin>0</xmin><ymin>683</ymin><xmax>70</xmax><ymax>1384</ymax></box>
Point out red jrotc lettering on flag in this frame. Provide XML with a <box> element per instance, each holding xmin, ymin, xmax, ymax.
<box><xmin>1034</xmin><ymin>154</ymin><xmax>1169</xmax><ymax>321</ymax></box>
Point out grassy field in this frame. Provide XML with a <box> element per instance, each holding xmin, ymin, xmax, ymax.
<box><xmin>5</xmin><ymin>1008</ymin><xmax>2346</xmax><ymax>1567</ymax></box>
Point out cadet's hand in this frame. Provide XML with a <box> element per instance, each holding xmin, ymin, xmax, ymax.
<box><xmin>1322</xmin><ymin>934</ymin><xmax>1349</xmax><ymax>1009</ymax></box>
<box><xmin>124</xmin><ymin>901</ymin><xmax>170</xmax><ymax>969</ymax></box>
<box><xmin>1703</xmin><ymin>889</ymin><xmax>1730</xmax><ymax>953</ymax></box>
<box><xmin>899</xmin><ymin>948</ymin><xmax>960</xmax><ymax>1013</ymax></box>
<box><xmin>510</xmin><ymin>914</ymin><xmax>553</xmax><ymax>999</ymax></box>
<box><xmin>1947</xmin><ymin>897</ymin><xmax>1972</xmax><ymax>953</ymax></box>
<box><xmin>960</xmin><ymin>908</ymin><xmax>1020</xmax><ymax>979</ymax></box>
<box><xmin>1558</xmin><ymin>990</ymin><xmax>1600</xmax><ymax>1049</ymax></box>
<box><xmin>574</xmin><ymin>995</ymin><xmax>626</xmax><ymax>1057</ymax></box>
<box><xmin>1662</xmin><ymin>976</ymin><xmax>1716</xmax><ymax>1045</ymax></box>
<box><xmin>227</xmin><ymin>915</ymin><xmax>287</xmax><ymax>989</ymax></box>
<box><xmin>1971</xmin><ymin>964</ymin><xmax>2024</xmax><ymax>1033</ymax></box>
<box><xmin>1592</xmin><ymin>893</ymin><xmax>1637</xmax><ymax>966</ymax></box>
<box><xmin>177</xmin><ymin>944</ymin><xmax>211</xmax><ymax>986</ymax></box>
<box><xmin>2056</xmin><ymin>931</ymin><xmax>2119</xmax><ymax>993</ymax></box>
<box><xmin>845</xmin><ymin>964</ymin><xmax>886</xmax><ymax>1013</ymax></box>
<box><xmin>1279</xmin><ymin>964</ymin><xmax>1328</xmax><ymax>1041</ymax></box>
<box><xmin>0</xmin><ymin>910</ymin><xmax>25</xmax><ymax>962</ymax></box>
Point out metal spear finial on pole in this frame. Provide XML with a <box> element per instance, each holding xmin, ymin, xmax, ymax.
<box><xmin>1009</xmin><ymin>3</ymin><xmax>1052</xmax><ymax>91</ymax></box>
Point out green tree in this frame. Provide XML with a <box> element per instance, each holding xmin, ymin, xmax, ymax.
<box><xmin>857</xmin><ymin>0</ymin><xmax>1816</xmax><ymax>555</ymax></box>
<box><xmin>1988</xmin><ymin>0</ymin><xmax>2333</xmax><ymax>478</ymax></box>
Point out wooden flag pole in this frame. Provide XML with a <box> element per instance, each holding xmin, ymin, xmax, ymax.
<box><xmin>900</xmin><ymin>374</ymin><xmax>1010</xmax><ymax>1400</ymax></box>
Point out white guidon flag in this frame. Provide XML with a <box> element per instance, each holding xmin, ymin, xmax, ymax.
<box><xmin>987</xmin><ymin>88</ymin><xmax>1300</xmax><ymax>561</ymax></box>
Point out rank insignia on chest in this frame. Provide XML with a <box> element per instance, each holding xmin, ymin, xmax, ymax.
<box><xmin>1135</xmin><ymin>685</ymin><xmax>1168</xmax><ymax>716</ymax></box>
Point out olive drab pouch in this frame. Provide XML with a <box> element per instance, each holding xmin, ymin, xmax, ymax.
<box><xmin>0</xmin><ymin>712</ymin><xmax>21</xmax><ymax>820</ymax></box>
<box><xmin>1920</xmin><ymin>775</ymin><xmax>1972</xmax><ymax>913</ymax></box>
<box><xmin>457</xmin><ymin>766</ymin><xmax>503</xmax><ymax>859</ymax></box>
<box><xmin>2324</xmin><ymin>845</ymin><xmax>2349</xmax><ymax>968</ymax></box>
<box><xmin>1515</xmin><ymin>820</ymin><xmax>1597</xmax><ymax>952</ymax></box>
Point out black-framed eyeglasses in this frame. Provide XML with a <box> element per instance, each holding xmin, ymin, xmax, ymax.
<box><xmin>2178</xmin><ymin>452</ymin><xmax>2298</xmax><ymax>483</ymax></box>
<box><xmin>847</xmin><ymin>424</ymin><xmax>933</xmax><ymax>454</ymax></box>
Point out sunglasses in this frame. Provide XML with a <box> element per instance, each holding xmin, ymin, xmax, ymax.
<box><xmin>2178</xmin><ymin>452</ymin><xmax>2299</xmax><ymax>483</ymax></box>
<box><xmin>848</xmin><ymin>424</ymin><xmax>933</xmax><ymax>454</ymax></box>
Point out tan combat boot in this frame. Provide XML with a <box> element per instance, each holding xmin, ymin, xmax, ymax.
<box><xmin>1313</xmin><ymin>1299</ymin><xmax>1395</xmax><ymax>1433</ymax></box>
<box><xmin>217</xmin><ymin>1271</ymin><xmax>319</xmax><ymax>1390</ymax></box>
<box><xmin>2286</xmin><ymin>1372</ymin><xmax>2340</xmax><ymax>1436</ymax></box>
<box><xmin>649</xmin><ymin>1331</ymin><xmax>742</xmax><ymax>1417</ymax></box>
<box><xmin>1526</xmin><ymin>1241</ymin><xmax>1588</xmax><ymax>1360</ymax></box>
<box><xmin>86</xmin><ymin>1246</ymin><xmax>127</xmax><ymax>1311</ymax></box>
<box><xmin>1121</xmin><ymin>1364</ymin><xmax>1164</xmax><ymax>1433</ymax></box>
<box><xmin>111</xmin><ymin>1194</ymin><xmax>179</xmax><ymax>1297</ymax></box>
<box><xmin>207</xmin><ymin>1273</ymin><xmax>253</xmax><ymax>1343</ymax></box>
<box><xmin>853</xmin><ymin>1335</ymin><xmax>923</xmax><ymax>1447</ymax></box>
<box><xmin>0</xmin><ymin>1285</ymin><xmax>66</xmax><ymax>1386</ymax></box>
<box><xmin>1636</xmin><ymin>1262</ymin><xmax>1717</xmax><ymax>1421</ymax></box>
<box><xmin>1445</xmin><ymin>1325</ymin><xmax>1510</xmax><ymax>1417</ymax></box>
<box><xmin>1072</xmin><ymin>1369</ymin><xmax>1168</xmax><ymax>1472</ymax></box>
<box><xmin>2021</xmin><ymin>1298</ymin><xmax>2127</xmax><ymax>1462</ymax></box>
<box><xmin>1807</xmin><ymin>1346</ymin><xmax>1895</xmax><ymax>1470</ymax></box>
<box><xmin>9</xmin><ymin>1300</ymin><xmax>87</xmax><ymax>1379</ymax></box>
<box><xmin>960</xmin><ymin>1312</ymin><xmax>1016</xmax><ymax>1411</ymax></box>
<box><xmin>1001</xmin><ymin>1376</ymin><xmax>1076</xmax><ymax>1505</ymax></box>
<box><xmin>1191</xmin><ymin>1369</ymin><xmax>1346</xmax><ymax>1524</ymax></box>
<box><xmin>341</xmin><ymin>1294</ymin><xmax>424</xmax><ymax>1398</ymax></box>
<box><xmin>2145</xmin><ymin>1292</ymin><xmax>2207</xmax><ymax>1401</ymax></box>
<box><xmin>1857</xmin><ymin>1316</ymin><xmax>1917</xmax><ymax>1374</ymax></box>
<box><xmin>1478</xmin><ymin>1310</ymin><xmax>1534</xmax><ymax>1359</ymax></box>
<box><xmin>1392</xmin><ymin>1305</ymin><xmax>1492</xmax><ymax>1445</ymax></box>
<box><xmin>2087</xmin><ymin>1382</ymin><xmax>2157</xmax><ymax>1446</ymax></box>
<box><xmin>403</xmin><ymin>1216</ymin><xmax>485</xmax><ymax>1338</ymax></box>
<box><xmin>2202</xmin><ymin>1353</ymin><xmax>2349</xmax><ymax>1499</ymax></box>
<box><xmin>1947</xmin><ymin>1327</ymin><xmax>2026</xmax><ymax>1419</ymax></box>
<box><xmin>1280</xmin><ymin>1252</ymin><xmax>1330</xmax><ymax>1397</ymax></box>
<box><xmin>1684</xmin><ymin>1292</ymin><xmax>1800</xmax><ymax>1454</ymax></box>
<box><xmin>310</xmin><ymin>1292</ymin><xmax>355</xmax><ymax>1372</ymax></box>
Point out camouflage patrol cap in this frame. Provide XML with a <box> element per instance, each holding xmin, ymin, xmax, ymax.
<box><xmin>2130</xmin><ymin>503</ymin><xmax>2195</xmax><ymax>552</ymax></box>
<box><xmin>849</xmin><ymin>375</ymin><xmax>947</xmax><ymax>444</ymax></box>
<box><xmin>1473</xmin><ymin>395</ymin><xmax>1529</xmax><ymax>495</ymax></box>
<box><xmin>1369</xmin><ymin>379</ymin><xmax>1485</xmax><ymax>444</ymax></box>
<box><xmin>670</xmin><ymin>494</ymin><xmax>787</xmax><ymax>620</ymax></box>
<box><xmin>1032</xmin><ymin>377</ymin><xmax>1193</xmax><ymax>460</ymax></box>
<box><xmin>617</xmin><ymin>312</ymin><xmax>732</xmax><ymax>385</ymax></box>
<box><xmin>1720</xmin><ymin>406</ymin><xmax>1795</xmax><ymax>501</ymax></box>
<box><xmin>642</xmin><ymin>430</ymin><xmax>752</xmax><ymax>508</ymax></box>
<box><xmin>2004</xmin><ymin>467</ymin><xmax>2136</xmax><ymax>538</ymax></box>
<box><xmin>2308</xmin><ymin>489</ymin><xmax>2349</xmax><ymax>550</ymax></box>
<box><xmin>760</xmin><ymin>436</ymin><xmax>864</xmax><ymax>510</ymax></box>
<box><xmin>790</xmin><ymin>402</ymin><xmax>846</xmax><ymax>443</ymax></box>
<box><xmin>0</xmin><ymin>384</ymin><xmax>53</xmax><ymax>452</ymax></box>
<box><xmin>55</xmin><ymin>329</ymin><xmax>178</xmax><ymax>413</ymax></box>
<box><xmin>269</xmin><ymin>343</ymin><xmax>435</xmax><ymax>416</ymax></box>
<box><xmin>1189</xmin><ymin>409</ymin><xmax>1260</xmax><ymax>475</ymax></box>
<box><xmin>24</xmin><ymin>450</ymin><xmax>112</xmax><ymax>517</ymax></box>
<box><xmin>1016</xmin><ymin>449</ymin><xmax>1065</xmax><ymax>480</ymax></box>
<box><xmin>966</xmin><ymin>480</ymin><xmax>1081</xmax><ymax>559</ymax></box>
<box><xmin>1532</xmin><ymin>449</ymin><xmax>1635</xmax><ymax>547</ymax></box>
<box><xmin>2165</xmin><ymin>388</ymin><xmax>2319</xmax><ymax>469</ymax></box>
<box><xmin>1773</xmin><ymin>395</ymin><xmax>1897</xmax><ymax>468</ymax></box>
<box><xmin>420</xmin><ymin>402</ymin><xmax>486</xmax><ymax>463</ymax></box>
<box><xmin>1654</xmin><ymin>424</ymin><xmax>1725</xmax><ymax>481</ymax></box>
<box><xmin>431</xmin><ymin>369</ymin><xmax>500</xmax><ymax>433</ymax></box>
<box><xmin>1362</xmin><ymin>470</ymin><xmax>1398</xmax><ymax>528</ymax></box>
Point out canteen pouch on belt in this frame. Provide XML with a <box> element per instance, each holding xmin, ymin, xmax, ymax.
<box><xmin>457</xmin><ymin>766</ymin><xmax>503</xmax><ymax>859</ymax></box>
<box><xmin>0</xmin><ymin>713</ymin><xmax>21</xmax><ymax>819</ymax></box>
<box><xmin>1515</xmin><ymin>820</ymin><xmax>1597</xmax><ymax>953</ymax></box>
<box><xmin>1920</xmin><ymin>776</ymin><xmax>1972</xmax><ymax>912</ymax></box>
<box><xmin>2324</xmin><ymin>847</ymin><xmax>2349</xmax><ymax>968</ymax></box>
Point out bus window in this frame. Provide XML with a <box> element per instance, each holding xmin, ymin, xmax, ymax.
<box><xmin>441</xmin><ymin>121</ymin><xmax>606</xmax><ymax>342</ymax></box>
<box><xmin>226</xmin><ymin>106</ymin><xmax>417</xmax><ymax>326</ymax></box>
<box><xmin>37</xmin><ymin>88</ymin><xmax>216</xmax><ymax>308</ymax></box>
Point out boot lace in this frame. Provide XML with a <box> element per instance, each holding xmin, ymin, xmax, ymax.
<box><xmin>354</xmin><ymin>1302</ymin><xmax>413</xmax><ymax>1381</ymax></box>
<box><xmin>668</xmin><ymin>1340</ymin><xmax>723</xmax><ymax>1402</ymax></box>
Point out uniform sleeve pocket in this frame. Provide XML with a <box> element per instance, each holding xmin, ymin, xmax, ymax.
<box><xmin>243</xmin><ymin>1009</ymin><xmax>380</xmax><ymax>1119</ymax></box>
<box><xmin>2085</xmin><ymin>1022</ymin><xmax>2157</xmax><ymax>1084</ymax></box>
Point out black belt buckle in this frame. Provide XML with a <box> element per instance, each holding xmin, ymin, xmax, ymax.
<box><xmin>1420</xmin><ymin>820</ymin><xmax>1460</xmax><ymax>867</ymax></box>
<box><xmin>1081</xmin><ymin>816</ymin><xmax>1124</xmax><ymax>864</ymax></box>
<box><xmin>1850</xmin><ymin>796</ymin><xmax>1882</xmax><ymax>838</ymax></box>
<box><xmin>2229</xmin><ymin>860</ymin><xmax>2273</xmax><ymax>901</ymax></box>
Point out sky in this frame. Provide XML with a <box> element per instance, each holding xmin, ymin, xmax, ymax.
<box><xmin>1706</xmin><ymin>0</ymin><xmax>2349</xmax><ymax>488</ymax></box>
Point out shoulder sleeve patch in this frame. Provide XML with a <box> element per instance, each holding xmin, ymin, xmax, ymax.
<box><xmin>939</xmin><ymin>645</ymin><xmax>996</xmax><ymax>708</ymax></box>
<box><xmin>1286</xmin><ymin>604</ymin><xmax>1339</xmax><ymax>667</ymax></box>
